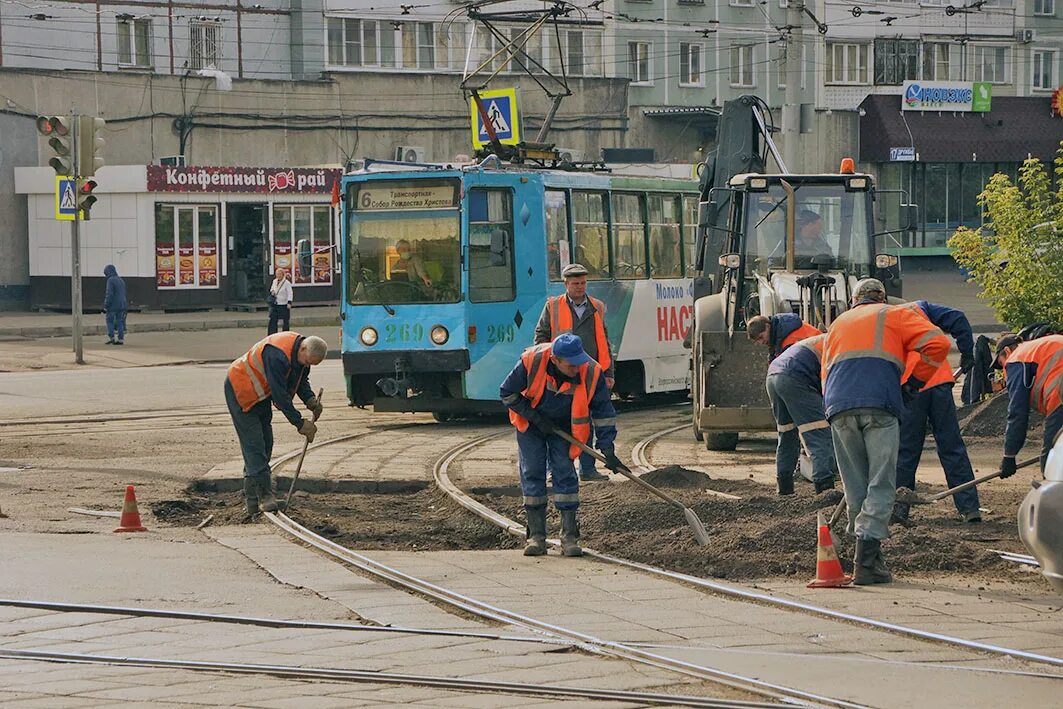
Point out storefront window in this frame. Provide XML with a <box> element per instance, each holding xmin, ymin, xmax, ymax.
<box><xmin>272</xmin><ymin>205</ymin><xmax>333</xmax><ymax>285</ymax></box>
<box><xmin>155</xmin><ymin>204</ymin><xmax>219</xmax><ymax>288</ymax></box>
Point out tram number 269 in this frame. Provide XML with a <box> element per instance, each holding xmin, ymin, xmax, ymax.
<box><xmin>486</xmin><ymin>323</ymin><xmax>517</xmax><ymax>344</ymax></box>
<box><xmin>384</xmin><ymin>323</ymin><xmax>424</xmax><ymax>343</ymax></box>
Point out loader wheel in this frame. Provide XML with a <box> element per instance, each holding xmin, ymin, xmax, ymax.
<box><xmin>693</xmin><ymin>424</ymin><xmax>704</xmax><ymax>442</ymax></box>
<box><xmin>704</xmin><ymin>432</ymin><xmax>739</xmax><ymax>451</ymax></box>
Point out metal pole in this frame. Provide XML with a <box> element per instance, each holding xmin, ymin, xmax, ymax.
<box><xmin>71</xmin><ymin>113</ymin><xmax>84</xmax><ymax>365</ymax></box>
<box><xmin>782</xmin><ymin>1</ymin><xmax>803</xmax><ymax>172</ymax></box>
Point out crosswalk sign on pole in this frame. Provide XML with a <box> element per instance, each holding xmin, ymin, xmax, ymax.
<box><xmin>56</xmin><ymin>176</ymin><xmax>79</xmax><ymax>221</ymax></box>
<box><xmin>471</xmin><ymin>88</ymin><xmax>522</xmax><ymax>149</ymax></box>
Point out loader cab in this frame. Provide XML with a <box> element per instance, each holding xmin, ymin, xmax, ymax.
<box><xmin>712</xmin><ymin>172</ymin><xmax>878</xmax><ymax>329</ymax></box>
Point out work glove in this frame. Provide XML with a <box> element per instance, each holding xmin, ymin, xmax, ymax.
<box><xmin>298</xmin><ymin>418</ymin><xmax>318</xmax><ymax>443</ymax></box>
<box><xmin>525</xmin><ymin>410</ymin><xmax>556</xmax><ymax>435</ymax></box>
<box><xmin>901</xmin><ymin>378</ymin><xmax>924</xmax><ymax>405</ymax></box>
<box><xmin>307</xmin><ymin>396</ymin><xmax>323</xmax><ymax>420</ymax></box>
<box><xmin>960</xmin><ymin>352</ymin><xmax>975</xmax><ymax>373</ymax></box>
<box><xmin>999</xmin><ymin>456</ymin><xmax>1018</xmax><ymax>479</ymax></box>
<box><xmin>601</xmin><ymin>448</ymin><xmax>625</xmax><ymax>473</ymax></box>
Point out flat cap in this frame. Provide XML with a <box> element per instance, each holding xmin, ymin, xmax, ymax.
<box><xmin>561</xmin><ymin>263</ymin><xmax>588</xmax><ymax>278</ymax></box>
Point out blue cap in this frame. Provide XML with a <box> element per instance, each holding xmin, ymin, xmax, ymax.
<box><xmin>551</xmin><ymin>333</ymin><xmax>592</xmax><ymax>366</ymax></box>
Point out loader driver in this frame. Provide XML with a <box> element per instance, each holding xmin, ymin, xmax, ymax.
<box><xmin>500</xmin><ymin>334</ymin><xmax>619</xmax><ymax>558</ymax></box>
<box><xmin>794</xmin><ymin>209</ymin><xmax>834</xmax><ymax>269</ymax></box>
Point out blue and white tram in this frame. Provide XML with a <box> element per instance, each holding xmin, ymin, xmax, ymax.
<box><xmin>340</xmin><ymin>162</ymin><xmax>700</xmax><ymax>415</ymax></box>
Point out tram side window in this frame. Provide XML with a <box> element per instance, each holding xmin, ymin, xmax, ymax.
<box><xmin>545</xmin><ymin>189</ymin><xmax>571</xmax><ymax>281</ymax></box>
<box><xmin>572</xmin><ymin>191</ymin><xmax>610</xmax><ymax>279</ymax></box>
<box><xmin>648</xmin><ymin>194</ymin><xmax>682</xmax><ymax>278</ymax></box>
<box><xmin>611</xmin><ymin>193</ymin><xmax>647</xmax><ymax>280</ymax></box>
<box><xmin>683</xmin><ymin>196</ymin><xmax>699</xmax><ymax>277</ymax></box>
<box><xmin>468</xmin><ymin>188</ymin><xmax>516</xmax><ymax>303</ymax></box>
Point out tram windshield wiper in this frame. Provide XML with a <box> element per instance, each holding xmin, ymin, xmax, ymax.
<box><xmin>352</xmin><ymin>249</ymin><xmax>395</xmax><ymax>315</ymax></box>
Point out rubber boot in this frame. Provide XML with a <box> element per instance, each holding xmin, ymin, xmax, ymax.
<box><xmin>257</xmin><ymin>474</ymin><xmax>279</xmax><ymax>513</ymax></box>
<box><xmin>523</xmin><ymin>506</ymin><xmax>548</xmax><ymax>557</ymax></box>
<box><xmin>890</xmin><ymin>502</ymin><xmax>914</xmax><ymax>528</ymax></box>
<box><xmin>777</xmin><ymin>472</ymin><xmax>795</xmax><ymax>496</ymax></box>
<box><xmin>559</xmin><ymin>509</ymin><xmax>583</xmax><ymax>557</ymax></box>
<box><xmin>814</xmin><ymin>477</ymin><xmax>835</xmax><ymax>494</ymax></box>
<box><xmin>853</xmin><ymin>538</ymin><xmax>893</xmax><ymax>585</ymax></box>
<box><xmin>243</xmin><ymin>477</ymin><xmax>260</xmax><ymax>517</ymax></box>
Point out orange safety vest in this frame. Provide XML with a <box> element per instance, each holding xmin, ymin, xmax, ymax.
<box><xmin>227</xmin><ymin>332</ymin><xmax>304</xmax><ymax>412</ymax></box>
<box><xmin>822</xmin><ymin>303</ymin><xmax>949</xmax><ymax>385</ymax></box>
<box><xmin>779</xmin><ymin>321</ymin><xmax>821</xmax><ymax>352</ymax></box>
<box><xmin>1004</xmin><ymin>335</ymin><xmax>1063</xmax><ymax>416</ymax></box>
<box><xmin>898</xmin><ymin>303</ymin><xmax>955</xmax><ymax>390</ymax></box>
<box><xmin>508</xmin><ymin>343</ymin><xmax>602</xmax><ymax>460</ymax></box>
<box><xmin>546</xmin><ymin>295</ymin><xmax>612</xmax><ymax>371</ymax></box>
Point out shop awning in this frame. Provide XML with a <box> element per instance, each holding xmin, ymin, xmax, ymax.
<box><xmin>643</xmin><ymin>106</ymin><xmax>721</xmax><ymax>129</ymax></box>
<box><xmin>859</xmin><ymin>94</ymin><xmax>1063</xmax><ymax>164</ymax></box>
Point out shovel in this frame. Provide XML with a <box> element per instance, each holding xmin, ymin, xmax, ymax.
<box><xmin>284</xmin><ymin>388</ymin><xmax>324</xmax><ymax>509</ymax></box>
<box><xmin>894</xmin><ymin>455</ymin><xmax>1039</xmax><ymax>506</ymax></box>
<box><xmin>551</xmin><ymin>428</ymin><xmax>711</xmax><ymax>546</ymax></box>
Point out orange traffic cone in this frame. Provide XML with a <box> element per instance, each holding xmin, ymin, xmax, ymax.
<box><xmin>807</xmin><ymin>511</ymin><xmax>852</xmax><ymax>588</ymax></box>
<box><xmin>113</xmin><ymin>485</ymin><xmax>147</xmax><ymax>533</ymax></box>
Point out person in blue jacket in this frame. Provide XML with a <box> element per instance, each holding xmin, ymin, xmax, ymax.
<box><xmin>103</xmin><ymin>264</ymin><xmax>128</xmax><ymax>345</ymax></box>
<box><xmin>893</xmin><ymin>300</ymin><xmax>981</xmax><ymax>525</ymax></box>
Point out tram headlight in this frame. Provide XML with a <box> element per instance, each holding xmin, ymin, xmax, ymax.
<box><xmin>430</xmin><ymin>325</ymin><xmax>449</xmax><ymax>345</ymax></box>
<box><xmin>360</xmin><ymin>327</ymin><xmax>378</xmax><ymax>346</ymax></box>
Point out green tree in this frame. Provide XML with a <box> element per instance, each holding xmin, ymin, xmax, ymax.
<box><xmin>949</xmin><ymin>144</ymin><xmax>1063</xmax><ymax>330</ymax></box>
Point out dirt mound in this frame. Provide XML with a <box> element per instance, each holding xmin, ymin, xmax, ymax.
<box><xmin>151</xmin><ymin>498</ymin><xmax>217</xmax><ymax>525</ymax></box>
<box><xmin>640</xmin><ymin>465</ymin><xmax>714</xmax><ymax>488</ymax></box>
<box><xmin>960</xmin><ymin>393</ymin><xmax>1043</xmax><ymax>439</ymax></box>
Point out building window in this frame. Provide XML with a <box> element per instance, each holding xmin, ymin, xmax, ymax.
<box><xmin>730</xmin><ymin>45</ymin><xmax>754</xmax><ymax>87</ymax></box>
<box><xmin>273</xmin><ymin>205</ymin><xmax>333</xmax><ymax>286</ymax></box>
<box><xmin>117</xmin><ymin>17</ymin><xmax>152</xmax><ymax>67</ymax></box>
<box><xmin>1034</xmin><ymin>0</ymin><xmax>1055</xmax><ymax>15</ymax></box>
<box><xmin>510</xmin><ymin>25</ymin><xmax>543</xmax><ymax>73</ymax></box>
<box><xmin>1033</xmin><ymin>50</ymin><xmax>1055</xmax><ymax>90</ymax></box>
<box><xmin>417</xmin><ymin>22</ymin><xmax>435</xmax><ymax>68</ymax></box>
<box><xmin>565</xmin><ymin>29</ymin><xmax>603</xmax><ymax>77</ymax></box>
<box><xmin>155</xmin><ymin>204</ymin><xmax>219</xmax><ymax>289</ymax></box>
<box><xmin>730</xmin><ymin>0</ymin><xmax>755</xmax><ymax>6</ymax></box>
<box><xmin>874</xmin><ymin>39</ymin><xmax>919</xmax><ymax>85</ymax></box>
<box><xmin>972</xmin><ymin>45</ymin><xmax>1008</xmax><ymax>84</ymax></box>
<box><xmin>921</xmin><ymin>42</ymin><xmax>953</xmax><ymax>81</ymax></box>
<box><xmin>680</xmin><ymin>42</ymin><xmax>703</xmax><ymax>86</ymax></box>
<box><xmin>189</xmin><ymin>20</ymin><xmax>220</xmax><ymax>70</ymax></box>
<box><xmin>826</xmin><ymin>42</ymin><xmax>869</xmax><ymax>85</ymax></box>
<box><xmin>326</xmin><ymin>18</ymin><xmax>439</xmax><ymax>69</ymax></box>
<box><xmin>628</xmin><ymin>41</ymin><xmax>651</xmax><ymax>84</ymax></box>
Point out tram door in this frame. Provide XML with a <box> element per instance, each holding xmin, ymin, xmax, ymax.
<box><xmin>463</xmin><ymin>180</ymin><xmax>524</xmax><ymax>400</ymax></box>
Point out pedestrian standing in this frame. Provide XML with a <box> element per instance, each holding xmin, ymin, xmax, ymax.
<box><xmin>822</xmin><ymin>279</ymin><xmax>949</xmax><ymax>585</ymax></box>
<box><xmin>225</xmin><ymin>332</ymin><xmax>326</xmax><ymax>517</ymax></box>
<box><xmin>533</xmin><ymin>263</ymin><xmax>615</xmax><ymax>482</ymax></box>
<box><xmin>747</xmin><ymin>313</ymin><xmax>821</xmax><ymax>360</ymax></box>
<box><xmin>994</xmin><ymin>333</ymin><xmax>1063</xmax><ymax>476</ymax></box>
<box><xmin>268</xmin><ymin>268</ymin><xmax>293</xmax><ymax>335</ymax></box>
<box><xmin>500</xmin><ymin>334</ymin><xmax>619</xmax><ymax>557</ymax></box>
<box><xmin>103</xmin><ymin>264</ymin><xmax>127</xmax><ymax>345</ymax></box>
<box><xmin>765</xmin><ymin>334</ymin><xmax>837</xmax><ymax>495</ymax></box>
<box><xmin>893</xmin><ymin>300</ymin><xmax>982</xmax><ymax>525</ymax></box>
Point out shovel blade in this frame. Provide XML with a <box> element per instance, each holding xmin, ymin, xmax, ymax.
<box><xmin>683</xmin><ymin>507</ymin><xmax>711</xmax><ymax>546</ymax></box>
<box><xmin>894</xmin><ymin>486</ymin><xmax>931</xmax><ymax>505</ymax></box>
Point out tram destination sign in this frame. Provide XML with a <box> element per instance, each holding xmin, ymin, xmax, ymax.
<box><xmin>146</xmin><ymin>166</ymin><xmax>342</xmax><ymax>194</ymax></box>
<box><xmin>356</xmin><ymin>183</ymin><xmax>458</xmax><ymax>211</ymax></box>
<box><xmin>902</xmin><ymin>81</ymin><xmax>992</xmax><ymax>113</ymax></box>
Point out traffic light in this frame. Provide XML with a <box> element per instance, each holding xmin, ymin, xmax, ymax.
<box><xmin>36</xmin><ymin>115</ymin><xmax>74</xmax><ymax>175</ymax></box>
<box><xmin>78</xmin><ymin>179</ymin><xmax>99</xmax><ymax>220</ymax></box>
<box><xmin>78</xmin><ymin>116</ymin><xmax>106</xmax><ymax>177</ymax></box>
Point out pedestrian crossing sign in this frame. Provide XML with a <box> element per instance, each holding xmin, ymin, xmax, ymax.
<box><xmin>470</xmin><ymin>88</ymin><xmax>521</xmax><ymax>149</ymax></box>
<box><xmin>56</xmin><ymin>176</ymin><xmax>79</xmax><ymax>221</ymax></box>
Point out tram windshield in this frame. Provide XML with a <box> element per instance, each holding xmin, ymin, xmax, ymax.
<box><xmin>347</xmin><ymin>179</ymin><xmax>461</xmax><ymax>305</ymax></box>
<box><xmin>745</xmin><ymin>182</ymin><xmax>872</xmax><ymax>277</ymax></box>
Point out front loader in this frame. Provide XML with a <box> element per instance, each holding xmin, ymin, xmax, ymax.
<box><xmin>689</xmin><ymin>95</ymin><xmax>909</xmax><ymax>450</ymax></box>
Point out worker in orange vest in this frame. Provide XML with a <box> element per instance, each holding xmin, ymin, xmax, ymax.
<box><xmin>500</xmin><ymin>334</ymin><xmax>619</xmax><ymax>557</ymax></box>
<box><xmin>533</xmin><ymin>263</ymin><xmax>615</xmax><ymax>482</ymax></box>
<box><xmin>225</xmin><ymin>332</ymin><xmax>326</xmax><ymax>516</ymax></box>
<box><xmin>823</xmin><ymin>279</ymin><xmax>950</xmax><ymax>585</ymax></box>
<box><xmin>994</xmin><ymin>333</ymin><xmax>1063</xmax><ymax>475</ymax></box>
<box><xmin>747</xmin><ymin>313</ymin><xmax>821</xmax><ymax>360</ymax></box>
